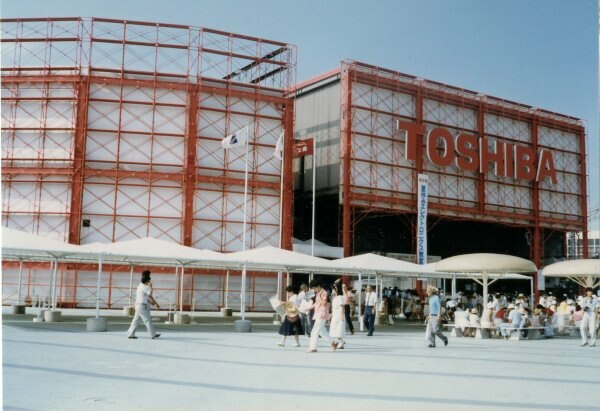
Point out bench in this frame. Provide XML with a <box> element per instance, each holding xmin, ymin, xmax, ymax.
<box><xmin>443</xmin><ymin>324</ymin><xmax>496</xmax><ymax>339</ymax></box>
<box><xmin>505</xmin><ymin>326</ymin><xmax>545</xmax><ymax>340</ymax></box>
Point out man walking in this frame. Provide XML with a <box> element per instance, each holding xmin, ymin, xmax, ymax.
<box><xmin>342</xmin><ymin>281</ymin><xmax>355</xmax><ymax>335</ymax></box>
<box><xmin>306</xmin><ymin>279</ymin><xmax>337</xmax><ymax>353</ymax></box>
<box><xmin>425</xmin><ymin>286</ymin><xmax>448</xmax><ymax>348</ymax></box>
<box><xmin>298</xmin><ymin>283</ymin><xmax>312</xmax><ymax>337</ymax></box>
<box><xmin>580</xmin><ymin>288</ymin><xmax>597</xmax><ymax>347</ymax></box>
<box><xmin>364</xmin><ymin>285</ymin><xmax>377</xmax><ymax>336</ymax></box>
<box><xmin>127</xmin><ymin>270</ymin><xmax>161</xmax><ymax>339</ymax></box>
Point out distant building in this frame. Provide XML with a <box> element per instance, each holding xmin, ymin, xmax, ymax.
<box><xmin>567</xmin><ymin>231</ymin><xmax>600</xmax><ymax>259</ymax></box>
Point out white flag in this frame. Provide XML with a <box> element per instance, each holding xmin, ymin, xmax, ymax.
<box><xmin>221</xmin><ymin>125</ymin><xmax>248</xmax><ymax>149</ymax></box>
<box><xmin>273</xmin><ymin>131</ymin><xmax>284</xmax><ymax>160</ymax></box>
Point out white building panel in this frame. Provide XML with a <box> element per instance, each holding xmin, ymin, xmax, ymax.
<box><xmin>148</xmin><ymin>218</ymin><xmax>182</xmax><ymax>243</ymax></box>
<box><xmin>193</xmin><ymin>220</ymin><xmax>223</xmax><ymax>250</ymax></box>
<box><xmin>149</xmin><ymin>185</ymin><xmax>183</xmax><ymax>218</ymax></box>
<box><xmin>484</xmin><ymin>113</ymin><xmax>531</xmax><ymax>142</ymax></box>
<box><xmin>87</xmin><ymin>101</ymin><xmax>120</xmax><ymax>130</ymax></box>
<box><xmin>85</xmin><ymin>131</ymin><xmax>119</xmax><ymax>166</ymax></box>
<box><xmin>538</xmin><ymin>126</ymin><xmax>579</xmax><ymax>153</ymax></box>
<box><xmin>424</xmin><ymin>99</ymin><xmax>477</xmax><ymax>130</ymax></box>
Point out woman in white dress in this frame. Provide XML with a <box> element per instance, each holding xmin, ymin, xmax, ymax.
<box><xmin>330</xmin><ymin>281</ymin><xmax>346</xmax><ymax>349</ymax></box>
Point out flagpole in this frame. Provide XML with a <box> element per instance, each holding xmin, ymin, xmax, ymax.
<box><xmin>241</xmin><ymin>125</ymin><xmax>250</xmax><ymax>321</ymax></box>
<box><xmin>277</xmin><ymin>132</ymin><xmax>284</xmax><ymax>301</ymax></box>
<box><xmin>311</xmin><ymin>137</ymin><xmax>316</xmax><ymax>257</ymax></box>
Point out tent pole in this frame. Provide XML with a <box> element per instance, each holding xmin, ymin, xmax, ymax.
<box><xmin>17</xmin><ymin>259</ymin><xmax>23</xmax><ymax>305</ymax></box>
<box><xmin>128</xmin><ymin>265</ymin><xmax>134</xmax><ymax>306</ymax></box>
<box><xmin>51</xmin><ymin>258</ymin><xmax>59</xmax><ymax>310</ymax></box>
<box><xmin>311</xmin><ymin>137</ymin><xmax>316</xmax><ymax>257</ymax></box>
<box><xmin>174</xmin><ymin>265</ymin><xmax>179</xmax><ymax>311</ymax></box>
<box><xmin>48</xmin><ymin>259</ymin><xmax>54</xmax><ymax>309</ymax></box>
<box><xmin>277</xmin><ymin>271</ymin><xmax>282</xmax><ymax>301</ymax></box>
<box><xmin>179</xmin><ymin>265</ymin><xmax>184</xmax><ymax>313</ymax></box>
<box><xmin>286</xmin><ymin>270</ymin><xmax>290</xmax><ymax>295</ymax></box>
<box><xmin>530</xmin><ymin>276</ymin><xmax>534</xmax><ymax>307</ymax></box>
<box><xmin>225</xmin><ymin>269</ymin><xmax>230</xmax><ymax>308</ymax></box>
<box><xmin>358</xmin><ymin>272</ymin><xmax>363</xmax><ymax>332</ymax></box>
<box><xmin>452</xmin><ymin>274</ymin><xmax>456</xmax><ymax>299</ymax></box>
<box><xmin>241</xmin><ymin>264</ymin><xmax>247</xmax><ymax>320</ymax></box>
<box><xmin>95</xmin><ymin>254</ymin><xmax>103</xmax><ymax>319</ymax></box>
<box><xmin>482</xmin><ymin>271</ymin><xmax>489</xmax><ymax>306</ymax></box>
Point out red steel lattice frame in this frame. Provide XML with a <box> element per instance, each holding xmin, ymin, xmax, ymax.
<box><xmin>1</xmin><ymin>17</ymin><xmax>296</xmax><ymax>310</ymax></box>
<box><xmin>338</xmin><ymin>61</ymin><xmax>588</xmax><ymax>269</ymax></box>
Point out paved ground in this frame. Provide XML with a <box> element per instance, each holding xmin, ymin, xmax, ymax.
<box><xmin>2</xmin><ymin>308</ymin><xmax>600</xmax><ymax>411</ymax></box>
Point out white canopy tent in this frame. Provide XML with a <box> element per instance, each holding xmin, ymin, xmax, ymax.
<box><xmin>420</xmin><ymin>268</ymin><xmax>534</xmax><ymax>303</ymax></box>
<box><xmin>2</xmin><ymin>227</ymin><xmax>90</xmax><ymax>310</ymax></box>
<box><xmin>293</xmin><ymin>238</ymin><xmax>344</xmax><ymax>259</ymax></box>
<box><xmin>223</xmin><ymin>246</ymin><xmax>333</xmax><ymax>320</ymax></box>
<box><xmin>84</xmin><ymin>238</ymin><xmax>231</xmax><ymax>317</ymax></box>
<box><xmin>542</xmin><ymin>259</ymin><xmax>600</xmax><ymax>289</ymax></box>
<box><xmin>435</xmin><ymin>253</ymin><xmax>537</xmax><ymax>305</ymax></box>
<box><xmin>326</xmin><ymin>253</ymin><xmax>429</xmax><ymax>330</ymax></box>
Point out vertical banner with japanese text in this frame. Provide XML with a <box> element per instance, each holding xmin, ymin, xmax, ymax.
<box><xmin>417</xmin><ymin>174</ymin><xmax>429</xmax><ymax>265</ymax></box>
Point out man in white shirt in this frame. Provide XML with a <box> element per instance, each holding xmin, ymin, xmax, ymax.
<box><xmin>580</xmin><ymin>288</ymin><xmax>598</xmax><ymax>347</ymax></box>
<box><xmin>364</xmin><ymin>285</ymin><xmax>377</xmax><ymax>336</ymax></box>
<box><xmin>127</xmin><ymin>270</ymin><xmax>161</xmax><ymax>339</ymax></box>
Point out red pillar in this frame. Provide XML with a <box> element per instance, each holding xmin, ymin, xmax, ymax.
<box><xmin>532</xmin><ymin>115</ymin><xmax>541</xmax><ymax>301</ymax></box>
<box><xmin>282</xmin><ymin>96</ymin><xmax>295</xmax><ymax>250</ymax></box>
<box><xmin>68</xmin><ymin>75</ymin><xmax>90</xmax><ymax>245</ymax></box>
<box><xmin>580</xmin><ymin>127</ymin><xmax>589</xmax><ymax>258</ymax></box>
<box><xmin>415</xmin><ymin>84</ymin><xmax>424</xmax><ymax>295</ymax></box>
<box><xmin>183</xmin><ymin>84</ymin><xmax>199</xmax><ymax>247</ymax></box>
<box><xmin>342</xmin><ymin>69</ymin><xmax>354</xmax><ymax>257</ymax></box>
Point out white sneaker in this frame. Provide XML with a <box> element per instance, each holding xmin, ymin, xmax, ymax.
<box><xmin>293</xmin><ymin>343</ymin><xmax>300</xmax><ymax>347</ymax></box>
<box><xmin>590</xmin><ymin>344</ymin><xmax>596</xmax><ymax>347</ymax></box>
<box><xmin>580</xmin><ymin>342</ymin><xmax>588</xmax><ymax>347</ymax></box>
<box><xmin>277</xmin><ymin>342</ymin><xmax>284</xmax><ymax>347</ymax></box>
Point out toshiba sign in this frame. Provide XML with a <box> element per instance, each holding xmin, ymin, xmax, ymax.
<box><xmin>399</xmin><ymin>121</ymin><xmax>557</xmax><ymax>185</ymax></box>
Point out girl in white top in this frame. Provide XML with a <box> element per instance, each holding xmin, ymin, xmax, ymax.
<box><xmin>480</xmin><ymin>302</ymin><xmax>494</xmax><ymax>329</ymax></box>
<box><xmin>329</xmin><ymin>282</ymin><xmax>346</xmax><ymax>349</ymax></box>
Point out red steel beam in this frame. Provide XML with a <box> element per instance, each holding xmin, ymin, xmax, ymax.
<box><xmin>1</xmin><ymin>167</ymin><xmax>72</xmax><ymax>175</ymax></box>
<box><xmin>68</xmin><ymin>76</ymin><xmax>90</xmax><ymax>245</ymax></box>
<box><xmin>352</xmin><ymin>71</ymin><xmax>583</xmax><ymax>133</ymax></box>
<box><xmin>282</xmin><ymin>97</ymin><xmax>295</xmax><ymax>250</ymax></box>
<box><xmin>580</xmin><ymin>128</ymin><xmax>589</xmax><ymax>258</ymax></box>
<box><xmin>1</xmin><ymin>74</ymin><xmax>287</xmax><ymax>105</ymax></box>
<box><xmin>183</xmin><ymin>84</ymin><xmax>199</xmax><ymax>246</ymax></box>
<box><xmin>531</xmin><ymin>115</ymin><xmax>541</xmax><ymax>299</ymax></box>
<box><xmin>342</xmin><ymin>69</ymin><xmax>354</xmax><ymax>257</ymax></box>
<box><xmin>478</xmin><ymin>102</ymin><xmax>486</xmax><ymax>215</ymax></box>
<box><xmin>349</xmin><ymin>192</ymin><xmax>583</xmax><ymax>229</ymax></box>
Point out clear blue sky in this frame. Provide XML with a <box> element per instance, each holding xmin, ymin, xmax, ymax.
<box><xmin>3</xmin><ymin>0</ymin><xmax>599</xmax><ymax>230</ymax></box>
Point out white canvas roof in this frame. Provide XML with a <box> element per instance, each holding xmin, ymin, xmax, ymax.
<box><xmin>1</xmin><ymin>227</ymin><xmax>86</xmax><ymax>260</ymax></box>
<box><xmin>542</xmin><ymin>259</ymin><xmax>600</xmax><ymax>288</ymax></box>
<box><xmin>326</xmin><ymin>253</ymin><xmax>426</xmax><ymax>276</ymax></box>
<box><xmin>436</xmin><ymin>253</ymin><xmax>537</xmax><ymax>273</ymax></box>
<box><xmin>542</xmin><ymin>259</ymin><xmax>600</xmax><ymax>277</ymax></box>
<box><xmin>224</xmin><ymin>246</ymin><xmax>333</xmax><ymax>272</ymax></box>
<box><xmin>293</xmin><ymin>238</ymin><xmax>344</xmax><ymax>259</ymax></box>
<box><xmin>84</xmin><ymin>238</ymin><xmax>229</xmax><ymax>267</ymax></box>
<box><xmin>420</xmin><ymin>271</ymin><xmax>531</xmax><ymax>281</ymax></box>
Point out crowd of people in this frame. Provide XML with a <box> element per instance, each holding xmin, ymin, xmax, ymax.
<box><xmin>440</xmin><ymin>289</ymin><xmax>599</xmax><ymax>346</ymax></box>
<box><xmin>273</xmin><ymin>279</ymin><xmax>599</xmax><ymax>352</ymax></box>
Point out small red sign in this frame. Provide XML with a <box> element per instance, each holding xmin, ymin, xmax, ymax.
<box><xmin>294</xmin><ymin>138</ymin><xmax>314</xmax><ymax>158</ymax></box>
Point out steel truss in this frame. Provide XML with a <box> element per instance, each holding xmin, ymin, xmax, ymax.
<box><xmin>1</xmin><ymin>17</ymin><xmax>296</xmax><ymax>309</ymax></box>
<box><xmin>339</xmin><ymin>61</ymin><xmax>588</xmax><ymax>268</ymax></box>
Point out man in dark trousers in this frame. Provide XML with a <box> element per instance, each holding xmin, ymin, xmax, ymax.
<box><xmin>426</xmin><ymin>286</ymin><xmax>448</xmax><ymax>347</ymax></box>
<box><xmin>127</xmin><ymin>270</ymin><xmax>161</xmax><ymax>339</ymax></box>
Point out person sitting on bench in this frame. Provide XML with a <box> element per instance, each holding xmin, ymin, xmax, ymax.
<box><xmin>500</xmin><ymin>304</ymin><xmax>527</xmax><ymax>340</ymax></box>
<box><xmin>465</xmin><ymin>308</ymin><xmax>480</xmax><ymax>337</ymax></box>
